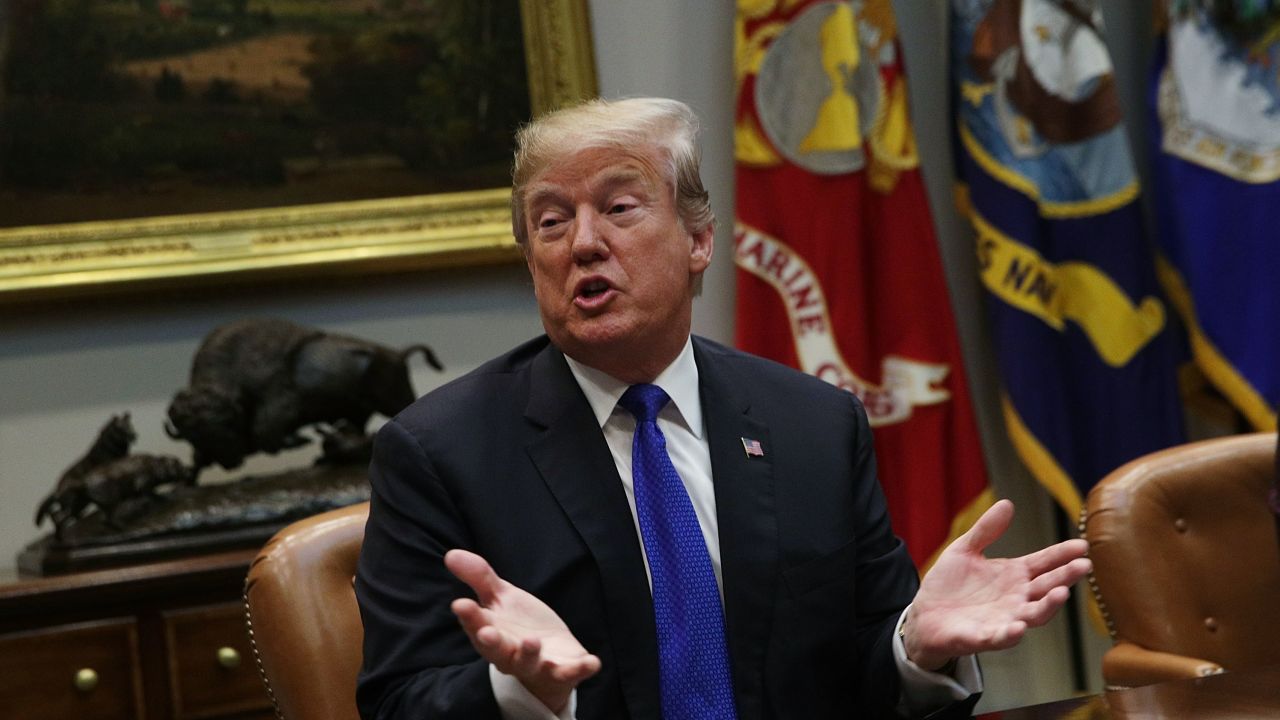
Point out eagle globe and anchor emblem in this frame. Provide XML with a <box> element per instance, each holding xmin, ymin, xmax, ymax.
<box><xmin>737</xmin><ymin>0</ymin><xmax>952</xmax><ymax>428</ymax></box>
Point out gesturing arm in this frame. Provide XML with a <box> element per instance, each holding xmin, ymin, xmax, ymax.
<box><xmin>355</xmin><ymin>419</ymin><xmax>601</xmax><ymax>720</ymax></box>
<box><xmin>355</xmin><ymin>419</ymin><xmax>503</xmax><ymax>720</ymax></box>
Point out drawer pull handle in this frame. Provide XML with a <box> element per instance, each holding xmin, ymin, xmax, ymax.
<box><xmin>217</xmin><ymin>646</ymin><xmax>242</xmax><ymax>669</ymax></box>
<box><xmin>74</xmin><ymin>668</ymin><xmax>99</xmax><ymax>692</ymax></box>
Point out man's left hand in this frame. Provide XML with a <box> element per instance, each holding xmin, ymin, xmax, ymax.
<box><xmin>902</xmin><ymin>499</ymin><xmax>1091</xmax><ymax>671</ymax></box>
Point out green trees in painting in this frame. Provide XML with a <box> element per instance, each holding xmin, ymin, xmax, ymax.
<box><xmin>0</xmin><ymin>0</ymin><xmax>531</xmax><ymax>217</ymax></box>
<box><xmin>411</xmin><ymin>0</ymin><xmax>529</xmax><ymax>169</ymax></box>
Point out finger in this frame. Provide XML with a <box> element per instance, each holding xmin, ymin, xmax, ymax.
<box><xmin>1022</xmin><ymin>538</ymin><xmax>1089</xmax><ymax>577</ymax></box>
<box><xmin>451</xmin><ymin>597</ymin><xmax>517</xmax><ymax>660</ymax></box>
<box><xmin>944</xmin><ymin>619</ymin><xmax>1026</xmax><ymax>656</ymax></box>
<box><xmin>453</xmin><ymin>609</ymin><xmax>518</xmax><ymax>666</ymax></box>
<box><xmin>1026</xmin><ymin>557</ymin><xmax>1092</xmax><ymax>600</ymax></box>
<box><xmin>445</xmin><ymin>549</ymin><xmax>504</xmax><ymax>604</ymax></box>
<box><xmin>450</xmin><ymin>597</ymin><xmax>490</xmax><ymax>631</ymax></box>
<box><xmin>453</xmin><ymin>597</ymin><xmax>496</xmax><ymax>640</ymax></box>
<box><xmin>958</xmin><ymin>499</ymin><xmax>1014</xmax><ymax>554</ymax></box>
<box><xmin>505</xmin><ymin>636</ymin><xmax>544</xmax><ymax>677</ymax></box>
<box><xmin>475</xmin><ymin>624</ymin><xmax>507</xmax><ymax>651</ymax></box>
<box><xmin>548</xmin><ymin>654</ymin><xmax>603</xmax><ymax>684</ymax></box>
<box><xmin>475</xmin><ymin>628</ymin><xmax>525</xmax><ymax>673</ymax></box>
<box><xmin>455</xmin><ymin>608</ymin><xmax>548</xmax><ymax>680</ymax></box>
<box><xmin>988</xmin><ymin>620</ymin><xmax>1027</xmax><ymax>650</ymax></box>
<box><xmin>1018</xmin><ymin>586</ymin><xmax>1072</xmax><ymax>628</ymax></box>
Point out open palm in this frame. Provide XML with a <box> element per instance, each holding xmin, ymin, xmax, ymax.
<box><xmin>903</xmin><ymin>500</ymin><xmax>1091</xmax><ymax>670</ymax></box>
<box><xmin>446</xmin><ymin>549</ymin><xmax>601</xmax><ymax>713</ymax></box>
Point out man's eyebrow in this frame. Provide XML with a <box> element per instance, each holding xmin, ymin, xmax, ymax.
<box><xmin>525</xmin><ymin>186</ymin><xmax>566</xmax><ymax>212</ymax></box>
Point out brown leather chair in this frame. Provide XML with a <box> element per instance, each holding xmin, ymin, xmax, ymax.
<box><xmin>1081</xmin><ymin>432</ymin><xmax>1280</xmax><ymax>689</ymax></box>
<box><xmin>244</xmin><ymin>502</ymin><xmax>369</xmax><ymax>720</ymax></box>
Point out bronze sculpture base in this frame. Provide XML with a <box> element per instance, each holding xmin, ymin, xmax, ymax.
<box><xmin>20</xmin><ymin>462</ymin><xmax>370</xmax><ymax>576</ymax></box>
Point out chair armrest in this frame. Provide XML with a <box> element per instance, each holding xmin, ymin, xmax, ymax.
<box><xmin>1101</xmin><ymin>641</ymin><xmax>1224</xmax><ymax>689</ymax></box>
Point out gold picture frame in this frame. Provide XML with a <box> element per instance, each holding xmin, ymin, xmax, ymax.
<box><xmin>0</xmin><ymin>0</ymin><xmax>596</xmax><ymax>302</ymax></box>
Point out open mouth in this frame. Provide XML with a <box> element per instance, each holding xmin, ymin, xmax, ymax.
<box><xmin>579</xmin><ymin>280</ymin><xmax>610</xmax><ymax>299</ymax></box>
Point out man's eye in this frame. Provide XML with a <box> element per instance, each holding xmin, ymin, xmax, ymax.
<box><xmin>539</xmin><ymin>215</ymin><xmax>563</xmax><ymax>228</ymax></box>
<box><xmin>608</xmin><ymin>202</ymin><xmax>633</xmax><ymax>214</ymax></box>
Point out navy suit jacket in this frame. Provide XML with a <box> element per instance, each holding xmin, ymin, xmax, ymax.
<box><xmin>355</xmin><ymin>335</ymin><xmax>979</xmax><ymax>719</ymax></box>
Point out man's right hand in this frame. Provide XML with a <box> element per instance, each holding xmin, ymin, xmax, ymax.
<box><xmin>445</xmin><ymin>549</ymin><xmax>602</xmax><ymax>714</ymax></box>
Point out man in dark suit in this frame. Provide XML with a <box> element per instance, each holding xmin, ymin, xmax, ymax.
<box><xmin>355</xmin><ymin>97</ymin><xmax>1091</xmax><ymax>720</ymax></box>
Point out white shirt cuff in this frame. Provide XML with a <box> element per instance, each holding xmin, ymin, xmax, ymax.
<box><xmin>893</xmin><ymin>605</ymin><xmax>983</xmax><ymax>715</ymax></box>
<box><xmin>489</xmin><ymin>664</ymin><xmax>577</xmax><ymax>720</ymax></box>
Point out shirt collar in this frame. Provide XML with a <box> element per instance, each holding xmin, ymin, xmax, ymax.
<box><xmin>563</xmin><ymin>337</ymin><xmax>703</xmax><ymax>439</ymax></box>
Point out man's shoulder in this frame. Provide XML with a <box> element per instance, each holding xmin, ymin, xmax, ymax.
<box><xmin>458</xmin><ymin>334</ymin><xmax>554</xmax><ymax>382</ymax></box>
<box><xmin>692</xmin><ymin>335</ymin><xmax>854</xmax><ymax>403</ymax></box>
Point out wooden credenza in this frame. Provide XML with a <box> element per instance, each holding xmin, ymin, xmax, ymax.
<box><xmin>0</xmin><ymin>550</ymin><xmax>274</xmax><ymax>720</ymax></box>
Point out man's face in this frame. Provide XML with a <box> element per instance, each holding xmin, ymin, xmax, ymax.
<box><xmin>522</xmin><ymin>145</ymin><xmax>713</xmax><ymax>379</ymax></box>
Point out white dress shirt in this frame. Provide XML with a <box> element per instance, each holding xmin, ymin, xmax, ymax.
<box><xmin>491</xmin><ymin>338</ymin><xmax>981</xmax><ymax>719</ymax></box>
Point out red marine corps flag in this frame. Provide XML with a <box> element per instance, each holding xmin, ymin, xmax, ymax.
<box><xmin>734</xmin><ymin>0</ymin><xmax>992</xmax><ymax>569</ymax></box>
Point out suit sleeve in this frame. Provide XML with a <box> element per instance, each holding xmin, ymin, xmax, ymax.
<box><xmin>841</xmin><ymin>393</ymin><xmax>917</xmax><ymax>715</ymax></box>
<box><xmin>844</xmin><ymin>396</ymin><xmax>981</xmax><ymax>719</ymax></box>
<box><xmin>355</xmin><ymin>418</ymin><xmax>502</xmax><ymax>720</ymax></box>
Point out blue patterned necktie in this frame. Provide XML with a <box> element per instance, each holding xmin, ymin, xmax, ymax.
<box><xmin>619</xmin><ymin>384</ymin><xmax>738</xmax><ymax>720</ymax></box>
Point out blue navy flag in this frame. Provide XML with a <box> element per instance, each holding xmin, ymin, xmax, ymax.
<box><xmin>1150</xmin><ymin>2</ymin><xmax>1280</xmax><ymax>431</ymax></box>
<box><xmin>950</xmin><ymin>0</ymin><xmax>1186</xmax><ymax>517</ymax></box>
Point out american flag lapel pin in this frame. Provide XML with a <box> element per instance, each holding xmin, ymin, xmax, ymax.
<box><xmin>741</xmin><ymin>437</ymin><xmax>764</xmax><ymax>458</ymax></box>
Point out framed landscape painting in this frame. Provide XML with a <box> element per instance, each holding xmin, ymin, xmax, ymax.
<box><xmin>0</xmin><ymin>0</ymin><xmax>596</xmax><ymax>300</ymax></box>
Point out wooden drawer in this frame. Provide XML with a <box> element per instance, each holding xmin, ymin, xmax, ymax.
<box><xmin>163</xmin><ymin>603</ymin><xmax>271</xmax><ymax>720</ymax></box>
<box><xmin>0</xmin><ymin>617</ymin><xmax>145</xmax><ymax>720</ymax></box>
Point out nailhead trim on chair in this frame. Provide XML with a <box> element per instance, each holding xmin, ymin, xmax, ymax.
<box><xmin>1079</xmin><ymin>507</ymin><xmax>1138</xmax><ymax>691</ymax></box>
<box><xmin>1078</xmin><ymin>507</ymin><xmax>1118</xmax><ymax>640</ymax></box>
<box><xmin>244</xmin><ymin>586</ymin><xmax>287</xmax><ymax>720</ymax></box>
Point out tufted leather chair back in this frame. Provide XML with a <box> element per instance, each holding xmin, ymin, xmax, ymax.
<box><xmin>1082</xmin><ymin>433</ymin><xmax>1280</xmax><ymax>688</ymax></box>
<box><xmin>244</xmin><ymin>502</ymin><xmax>368</xmax><ymax>720</ymax></box>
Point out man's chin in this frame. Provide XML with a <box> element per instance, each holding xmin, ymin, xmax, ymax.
<box><xmin>554</xmin><ymin>328</ymin><xmax>631</xmax><ymax>357</ymax></box>
<box><xmin>550</xmin><ymin>321</ymin><xmax>640</xmax><ymax>360</ymax></box>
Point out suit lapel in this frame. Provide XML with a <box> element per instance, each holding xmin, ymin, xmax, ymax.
<box><xmin>695</xmin><ymin>339</ymin><xmax>778</xmax><ymax>720</ymax></box>
<box><xmin>523</xmin><ymin>345</ymin><xmax>661</xmax><ymax>720</ymax></box>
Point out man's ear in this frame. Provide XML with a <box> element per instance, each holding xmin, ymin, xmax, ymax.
<box><xmin>520</xmin><ymin>239</ymin><xmax>535</xmax><ymax>273</ymax></box>
<box><xmin>689</xmin><ymin>224</ymin><xmax>715</xmax><ymax>273</ymax></box>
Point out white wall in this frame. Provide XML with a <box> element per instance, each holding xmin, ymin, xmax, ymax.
<box><xmin>0</xmin><ymin>0</ymin><xmax>1164</xmax><ymax>709</ymax></box>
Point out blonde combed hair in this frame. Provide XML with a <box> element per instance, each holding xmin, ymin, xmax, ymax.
<box><xmin>510</xmin><ymin>97</ymin><xmax>715</xmax><ymax>245</ymax></box>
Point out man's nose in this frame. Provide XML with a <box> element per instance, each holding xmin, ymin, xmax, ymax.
<box><xmin>570</xmin><ymin>209</ymin><xmax>609</xmax><ymax>262</ymax></box>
